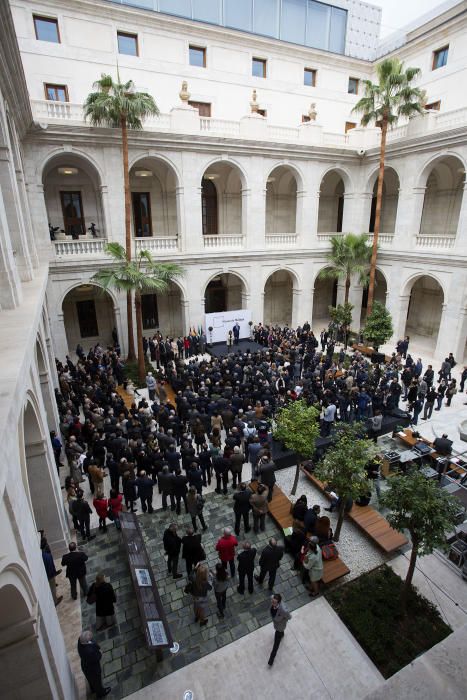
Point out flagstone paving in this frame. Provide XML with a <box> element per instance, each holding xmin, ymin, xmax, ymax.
<box><xmin>80</xmin><ymin>489</ymin><xmax>312</xmax><ymax>699</ymax></box>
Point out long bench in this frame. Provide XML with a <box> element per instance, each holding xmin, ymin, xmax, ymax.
<box><xmin>301</xmin><ymin>468</ymin><xmax>408</xmax><ymax>554</ymax></box>
<box><xmin>250</xmin><ymin>481</ymin><xmax>350</xmax><ymax>585</ymax></box>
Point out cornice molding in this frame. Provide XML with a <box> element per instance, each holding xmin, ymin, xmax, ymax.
<box><xmin>0</xmin><ymin>3</ymin><xmax>33</xmax><ymax>137</ymax></box>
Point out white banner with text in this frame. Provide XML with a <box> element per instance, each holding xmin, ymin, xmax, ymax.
<box><xmin>205</xmin><ymin>309</ymin><xmax>252</xmax><ymax>344</ymax></box>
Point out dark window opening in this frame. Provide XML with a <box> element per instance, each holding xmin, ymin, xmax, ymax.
<box><xmin>202</xmin><ymin>179</ymin><xmax>218</xmax><ymax>235</ymax></box>
<box><xmin>141</xmin><ymin>294</ymin><xmax>159</xmax><ymax>330</ymax></box>
<box><xmin>60</xmin><ymin>191</ymin><xmax>85</xmax><ymax>238</ymax></box>
<box><xmin>118</xmin><ymin>31</ymin><xmax>138</xmax><ymax>56</ymax></box>
<box><xmin>337</xmin><ymin>195</ymin><xmax>344</xmax><ymax>232</ymax></box>
<box><xmin>188</xmin><ymin>101</ymin><xmax>212</xmax><ymax>117</ymax></box>
<box><xmin>76</xmin><ymin>300</ymin><xmax>98</xmax><ymax>338</ymax></box>
<box><xmin>132</xmin><ymin>192</ymin><xmax>152</xmax><ymax>237</ymax></box>
<box><xmin>45</xmin><ymin>84</ymin><xmax>68</xmax><ymax>101</ymax></box>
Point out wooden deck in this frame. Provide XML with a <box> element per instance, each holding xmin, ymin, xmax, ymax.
<box><xmin>301</xmin><ymin>468</ymin><xmax>408</xmax><ymax>554</ymax></box>
<box><xmin>250</xmin><ymin>481</ymin><xmax>350</xmax><ymax>585</ymax></box>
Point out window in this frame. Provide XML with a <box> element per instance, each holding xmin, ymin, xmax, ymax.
<box><xmin>201</xmin><ymin>179</ymin><xmax>218</xmax><ymax>235</ymax></box>
<box><xmin>345</xmin><ymin>121</ymin><xmax>357</xmax><ymax>133</ymax></box>
<box><xmin>33</xmin><ymin>15</ymin><xmax>60</xmax><ymax>43</ymax></box>
<box><xmin>302</xmin><ymin>114</ymin><xmax>311</xmax><ymax>123</ymax></box>
<box><xmin>252</xmin><ymin>57</ymin><xmax>267</xmax><ymax>78</ymax></box>
<box><xmin>348</xmin><ymin>77</ymin><xmax>359</xmax><ymax>95</ymax></box>
<box><xmin>189</xmin><ymin>45</ymin><xmax>206</xmax><ymax>67</ymax></box>
<box><xmin>188</xmin><ymin>101</ymin><xmax>212</xmax><ymax>117</ymax></box>
<box><xmin>432</xmin><ymin>46</ymin><xmax>449</xmax><ymax>70</ymax></box>
<box><xmin>141</xmin><ymin>294</ymin><xmax>159</xmax><ymax>330</ymax></box>
<box><xmin>425</xmin><ymin>100</ymin><xmax>441</xmax><ymax>111</ymax></box>
<box><xmin>44</xmin><ymin>84</ymin><xmax>68</xmax><ymax>102</ymax></box>
<box><xmin>76</xmin><ymin>300</ymin><xmax>99</xmax><ymax>338</ymax></box>
<box><xmin>60</xmin><ymin>192</ymin><xmax>85</xmax><ymax>238</ymax></box>
<box><xmin>257</xmin><ymin>108</ymin><xmax>267</xmax><ymax>117</ymax></box>
<box><xmin>132</xmin><ymin>192</ymin><xmax>152</xmax><ymax>237</ymax></box>
<box><xmin>304</xmin><ymin>68</ymin><xmax>317</xmax><ymax>87</ymax></box>
<box><xmin>117</xmin><ymin>32</ymin><xmax>138</xmax><ymax>56</ymax></box>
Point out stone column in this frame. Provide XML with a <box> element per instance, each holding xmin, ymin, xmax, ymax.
<box><xmin>347</xmin><ymin>281</ymin><xmax>364</xmax><ymax>331</ymax></box>
<box><xmin>175</xmin><ymin>185</ymin><xmax>185</xmax><ymax>252</ymax></box>
<box><xmin>99</xmin><ymin>184</ymin><xmax>111</xmax><ymax>240</ymax></box>
<box><xmin>25</xmin><ymin>180</ymin><xmax>50</xmax><ymax>259</ymax></box>
<box><xmin>0</xmin><ymin>145</ymin><xmax>33</xmax><ymax>280</ymax></box>
<box><xmin>0</xmin><ymin>184</ymin><xmax>22</xmax><ymax>308</ymax></box>
<box><xmin>455</xmin><ymin>179</ymin><xmax>467</xmax><ymax>252</ymax></box>
<box><xmin>387</xmin><ymin>292</ymin><xmax>410</xmax><ymax>345</ymax></box>
<box><xmin>25</xmin><ymin>438</ymin><xmax>68</xmax><ymax>554</ymax></box>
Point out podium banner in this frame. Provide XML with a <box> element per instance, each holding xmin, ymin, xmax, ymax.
<box><xmin>205</xmin><ymin>309</ymin><xmax>251</xmax><ymax>344</ymax></box>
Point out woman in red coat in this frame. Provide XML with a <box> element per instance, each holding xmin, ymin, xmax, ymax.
<box><xmin>215</xmin><ymin>527</ymin><xmax>238</xmax><ymax>577</ymax></box>
<box><xmin>108</xmin><ymin>489</ymin><xmax>123</xmax><ymax>530</ymax></box>
<box><xmin>93</xmin><ymin>494</ymin><xmax>108</xmax><ymax>532</ymax></box>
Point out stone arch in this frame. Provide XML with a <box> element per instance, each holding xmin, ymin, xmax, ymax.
<box><xmin>312</xmin><ymin>265</ymin><xmax>338</xmax><ymax>330</ymax></box>
<box><xmin>200</xmin><ymin>160</ymin><xmax>247</xmax><ymax>237</ymax></box>
<box><xmin>403</xmin><ymin>274</ymin><xmax>445</xmax><ymax>353</ymax></box>
<box><xmin>204</xmin><ymin>272</ymin><xmax>248</xmax><ymax>314</ymax></box>
<box><xmin>417</xmin><ymin>154</ymin><xmax>465</xmax><ymax>238</ymax></box>
<box><xmin>140</xmin><ymin>278</ymin><xmax>187</xmax><ymax>338</ymax></box>
<box><xmin>21</xmin><ymin>396</ymin><xmax>67</xmax><ymax>553</ymax></box>
<box><xmin>129</xmin><ymin>155</ymin><xmax>181</xmax><ymax>237</ymax></box>
<box><xmin>366</xmin><ymin>166</ymin><xmax>400</xmax><ymax>234</ymax></box>
<box><xmin>263</xmin><ymin>268</ymin><xmax>299</xmax><ymax>326</ymax></box>
<box><xmin>265</xmin><ymin>164</ymin><xmax>300</xmax><ymax>234</ymax></box>
<box><xmin>61</xmin><ymin>282</ymin><xmax>117</xmax><ymax>353</ymax></box>
<box><xmin>198</xmin><ymin>157</ymin><xmax>248</xmax><ymax>190</ymax></box>
<box><xmin>42</xmin><ymin>151</ymin><xmax>106</xmax><ymax>240</ymax></box>
<box><xmin>317</xmin><ymin>168</ymin><xmax>348</xmax><ymax>233</ymax></box>
<box><xmin>35</xmin><ymin>336</ymin><xmax>57</xmax><ymax>432</ymax></box>
<box><xmin>38</xmin><ymin>147</ymin><xmax>105</xmax><ymax>185</ymax></box>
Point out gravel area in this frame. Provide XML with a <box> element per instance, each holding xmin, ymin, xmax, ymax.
<box><xmin>274</xmin><ymin>466</ymin><xmax>393</xmax><ymax>583</ymax></box>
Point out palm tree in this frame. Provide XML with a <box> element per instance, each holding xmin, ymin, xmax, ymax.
<box><xmin>353</xmin><ymin>58</ymin><xmax>425</xmax><ymax>315</ymax></box>
<box><xmin>84</xmin><ymin>74</ymin><xmax>159</xmax><ymax>360</ymax></box>
<box><xmin>92</xmin><ymin>243</ymin><xmax>183</xmax><ymax>383</ymax></box>
<box><xmin>319</xmin><ymin>232</ymin><xmax>372</xmax><ymax>304</ymax></box>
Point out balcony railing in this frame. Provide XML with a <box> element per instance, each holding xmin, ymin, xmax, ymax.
<box><xmin>266</xmin><ymin>233</ymin><xmax>298</xmax><ymax>247</ymax></box>
<box><xmin>203</xmin><ymin>234</ymin><xmax>244</xmax><ymax>249</ymax></box>
<box><xmin>415</xmin><ymin>235</ymin><xmax>456</xmax><ymax>249</ymax></box>
<box><xmin>134</xmin><ymin>237</ymin><xmax>178</xmax><ymax>252</ymax></box>
<box><xmin>366</xmin><ymin>232</ymin><xmax>394</xmax><ymax>245</ymax></box>
<box><xmin>53</xmin><ymin>238</ymin><xmax>108</xmax><ymax>256</ymax></box>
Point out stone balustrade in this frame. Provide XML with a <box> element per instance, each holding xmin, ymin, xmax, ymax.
<box><xmin>415</xmin><ymin>235</ymin><xmax>456</xmax><ymax>249</ymax></box>
<box><xmin>32</xmin><ymin>100</ymin><xmax>467</xmax><ymax>150</ymax></box>
<box><xmin>265</xmin><ymin>233</ymin><xmax>298</xmax><ymax>246</ymax></box>
<box><xmin>134</xmin><ymin>237</ymin><xmax>178</xmax><ymax>253</ymax></box>
<box><xmin>53</xmin><ymin>238</ymin><xmax>108</xmax><ymax>256</ymax></box>
<box><xmin>203</xmin><ymin>235</ymin><xmax>244</xmax><ymax>249</ymax></box>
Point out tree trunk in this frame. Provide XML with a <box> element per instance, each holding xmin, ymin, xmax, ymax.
<box><xmin>291</xmin><ymin>458</ymin><xmax>302</xmax><ymax>496</ymax></box>
<box><xmin>334</xmin><ymin>499</ymin><xmax>346</xmax><ymax>541</ymax></box>
<box><xmin>367</xmin><ymin>117</ymin><xmax>388</xmax><ymax>317</ymax></box>
<box><xmin>402</xmin><ymin>543</ymin><xmax>418</xmax><ymax>613</ymax></box>
<box><xmin>135</xmin><ymin>291</ymin><xmax>146</xmax><ymax>384</ymax></box>
<box><xmin>344</xmin><ymin>274</ymin><xmax>350</xmax><ymax>304</ymax></box>
<box><xmin>121</xmin><ymin>115</ymin><xmax>136</xmax><ymax>360</ymax></box>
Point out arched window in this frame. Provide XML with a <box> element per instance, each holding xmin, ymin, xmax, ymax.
<box><xmin>201</xmin><ymin>179</ymin><xmax>218</xmax><ymax>235</ymax></box>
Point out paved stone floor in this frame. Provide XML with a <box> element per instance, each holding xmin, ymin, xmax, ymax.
<box><xmin>80</xmin><ymin>489</ymin><xmax>311</xmax><ymax>699</ymax></box>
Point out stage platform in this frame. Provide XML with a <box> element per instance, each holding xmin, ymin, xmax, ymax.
<box><xmin>206</xmin><ymin>339</ymin><xmax>265</xmax><ymax>358</ymax></box>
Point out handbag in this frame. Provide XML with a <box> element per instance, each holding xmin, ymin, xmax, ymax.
<box><xmin>86</xmin><ymin>584</ymin><xmax>96</xmax><ymax>605</ymax></box>
<box><xmin>321</xmin><ymin>543</ymin><xmax>338</xmax><ymax>560</ymax></box>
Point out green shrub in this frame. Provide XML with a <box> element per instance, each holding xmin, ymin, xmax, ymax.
<box><xmin>326</xmin><ymin>565</ymin><xmax>451</xmax><ymax>678</ymax></box>
<box><xmin>123</xmin><ymin>359</ymin><xmax>154</xmax><ymax>388</ymax></box>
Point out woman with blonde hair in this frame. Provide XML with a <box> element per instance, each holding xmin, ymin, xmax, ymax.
<box><xmin>189</xmin><ymin>563</ymin><xmax>212</xmax><ymax>626</ymax></box>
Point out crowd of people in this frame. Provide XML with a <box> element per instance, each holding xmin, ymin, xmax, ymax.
<box><xmin>44</xmin><ymin>323</ymin><xmax>465</xmax><ymax>691</ymax></box>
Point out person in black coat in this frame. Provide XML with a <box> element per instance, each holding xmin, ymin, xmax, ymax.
<box><xmin>255</xmin><ymin>538</ymin><xmax>284</xmax><ymax>590</ymax></box>
<box><xmin>163</xmin><ymin>523</ymin><xmax>183</xmax><ymax>579</ymax></box>
<box><xmin>61</xmin><ymin>542</ymin><xmax>88</xmax><ymax>600</ymax></box>
<box><xmin>233</xmin><ymin>483</ymin><xmax>252</xmax><ymax>535</ymax></box>
<box><xmin>87</xmin><ymin>573</ymin><xmax>117</xmax><ymax>630</ymax></box>
<box><xmin>158</xmin><ymin>465</ymin><xmax>175</xmax><ymax>510</ymax></box>
<box><xmin>181</xmin><ymin>527</ymin><xmax>205</xmax><ymax>575</ymax></box>
<box><xmin>198</xmin><ymin>445</ymin><xmax>212</xmax><ymax>486</ymax></box>
<box><xmin>187</xmin><ymin>462</ymin><xmax>204</xmax><ymax>495</ymax></box>
<box><xmin>213</xmin><ymin>455</ymin><xmax>230</xmax><ymax>495</ymax></box>
<box><xmin>78</xmin><ymin>630</ymin><xmax>110</xmax><ymax>698</ymax></box>
<box><xmin>71</xmin><ymin>489</ymin><xmax>94</xmax><ymax>541</ymax></box>
<box><xmin>256</xmin><ymin>455</ymin><xmax>276</xmax><ymax>502</ymax></box>
<box><xmin>172</xmin><ymin>469</ymin><xmax>188</xmax><ymax>515</ymax></box>
<box><xmin>237</xmin><ymin>541</ymin><xmax>256</xmax><ymax>594</ymax></box>
<box><xmin>135</xmin><ymin>471</ymin><xmax>155</xmax><ymax>513</ymax></box>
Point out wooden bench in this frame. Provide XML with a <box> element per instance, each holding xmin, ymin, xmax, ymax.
<box><xmin>120</xmin><ymin>512</ymin><xmax>173</xmax><ymax>658</ymax></box>
<box><xmin>301</xmin><ymin>468</ymin><xmax>408</xmax><ymax>554</ymax></box>
<box><xmin>250</xmin><ymin>481</ymin><xmax>350</xmax><ymax>585</ymax></box>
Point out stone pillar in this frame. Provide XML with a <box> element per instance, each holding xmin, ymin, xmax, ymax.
<box><xmin>291</xmin><ymin>288</ymin><xmax>302</xmax><ymax>328</ymax></box>
<box><xmin>347</xmin><ymin>281</ymin><xmax>364</xmax><ymax>331</ymax></box>
<box><xmin>387</xmin><ymin>292</ymin><xmax>410</xmax><ymax>345</ymax></box>
<box><xmin>175</xmin><ymin>186</ymin><xmax>185</xmax><ymax>252</ymax></box>
<box><xmin>247</xmin><ymin>273</ymin><xmax>265</xmax><ymax>324</ymax></box>
<box><xmin>409</xmin><ymin>186</ymin><xmax>427</xmax><ymax>241</ymax></box>
<box><xmin>455</xmin><ymin>180</ymin><xmax>467</xmax><ymax>252</ymax></box>
<box><xmin>25</xmin><ymin>180</ymin><xmax>50</xmax><ymax>259</ymax></box>
<box><xmin>99</xmin><ymin>184</ymin><xmax>111</xmax><ymax>240</ymax></box>
<box><xmin>355</xmin><ymin>191</ymin><xmax>373</xmax><ymax>233</ymax></box>
<box><xmin>0</xmin><ymin>184</ymin><xmax>22</xmax><ymax>308</ymax></box>
<box><xmin>25</xmin><ymin>438</ymin><xmax>68</xmax><ymax>554</ymax></box>
<box><xmin>244</xmin><ymin>185</ymin><xmax>265</xmax><ymax>250</ymax></box>
<box><xmin>0</xmin><ymin>145</ymin><xmax>33</xmax><ymax>280</ymax></box>
<box><xmin>181</xmin><ymin>180</ymin><xmax>203</xmax><ymax>253</ymax></box>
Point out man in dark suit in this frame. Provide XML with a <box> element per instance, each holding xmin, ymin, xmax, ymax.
<box><xmin>233</xmin><ymin>482</ymin><xmax>252</xmax><ymax>535</ymax></box>
<box><xmin>172</xmin><ymin>468</ymin><xmax>188</xmax><ymax>515</ymax></box>
<box><xmin>135</xmin><ymin>470</ymin><xmax>155</xmax><ymax>513</ymax></box>
<box><xmin>61</xmin><ymin>542</ymin><xmax>88</xmax><ymax>600</ymax></box>
<box><xmin>255</xmin><ymin>538</ymin><xmax>284</xmax><ymax>590</ymax></box>
<box><xmin>233</xmin><ymin>322</ymin><xmax>240</xmax><ymax>345</ymax></box>
<box><xmin>181</xmin><ymin>527</ymin><xmax>205</xmax><ymax>575</ymax></box>
<box><xmin>256</xmin><ymin>455</ymin><xmax>276</xmax><ymax>502</ymax></box>
<box><xmin>433</xmin><ymin>433</ymin><xmax>453</xmax><ymax>456</ymax></box>
<box><xmin>237</xmin><ymin>541</ymin><xmax>256</xmax><ymax>594</ymax></box>
<box><xmin>77</xmin><ymin>630</ymin><xmax>110</xmax><ymax>698</ymax></box>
